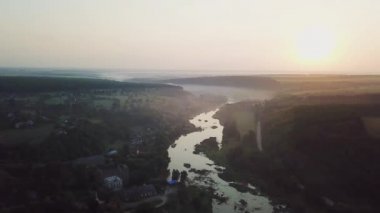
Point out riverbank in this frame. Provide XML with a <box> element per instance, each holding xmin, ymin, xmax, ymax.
<box><xmin>203</xmin><ymin>96</ymin><xmax>380</xmax><ymax>212</ymax></box>
<box><xmin>0</xmin><ymin>77</ymin><xmax>226</xmax><ymax>212</ymax></box>
<box><xmin>167</xmin><ymin>108</ymin><xmax>274</xmax><ymax>213</ymax></box>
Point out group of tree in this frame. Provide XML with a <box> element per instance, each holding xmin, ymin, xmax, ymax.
<box><xmin>171</xmin><ymin>169</ymin><xmax>188</xmax><ymax>183</ymax></box>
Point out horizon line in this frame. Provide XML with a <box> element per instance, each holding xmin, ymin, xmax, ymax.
<box><xmin>0</xmin><ymin>66</ymin><xmax>379</xmax><ymax>75</ymax></box>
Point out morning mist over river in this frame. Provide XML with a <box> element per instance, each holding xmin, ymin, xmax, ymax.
<box><xmin>168</xmin><ymin>87</ymin><xmax>277</xmax><ymax>212</ymax></box>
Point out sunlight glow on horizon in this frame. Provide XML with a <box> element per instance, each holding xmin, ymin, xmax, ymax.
<box><xmin>0</xmin><ymin>0</ymin><xmax>379</xmax><ymax>74</ymax></box>
<box><xmin>296</xmin><ymin>27</ymin><xmax>336</xmax><ymax>61</ymax></box>
<box><xmin>295</xmin><ymin>26</ymin><xmax>338</xmax><ymax>66</ymax></box>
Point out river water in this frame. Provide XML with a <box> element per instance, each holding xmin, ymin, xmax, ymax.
<box><xmin>167</xmin><ymin>109</ymin><xmax>274</xmax><ymax>213</ymax></box>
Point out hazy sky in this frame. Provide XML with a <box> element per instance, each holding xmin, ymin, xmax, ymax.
<box><xmin>0</xmin><ymin>0</ymin><xmax>379</xmax><ymax>73</ymax></box>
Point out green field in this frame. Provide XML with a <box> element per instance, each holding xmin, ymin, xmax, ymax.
<box><xmin>0</xmin><ymin>124</ymin><xmax>54</xmax><ymax>145</ymax></box>
<box><xmin>272</xmin><ymin>75</ymin><xmax>380</xmax><ymax>95</ymax></box>
<box><xmin>93</xmin><ymin>99</ymin><xmax>114</xmax><ymax>109</ymax></box>
<box><xmin>45</xmin><ymin>97</ymin><xmax>65</xmax><ymax>105</ymax></box>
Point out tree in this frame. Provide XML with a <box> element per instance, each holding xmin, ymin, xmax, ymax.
<box><xmin>171</xmin><ymin>169</ymin><xmax>180</xmax><ymax>181</ymax></box>
<box><xmin>180</xmin><ymin>171</ymin><xmax>188</xmax><ymax>183</ymax></box>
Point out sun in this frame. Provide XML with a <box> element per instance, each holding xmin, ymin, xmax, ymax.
<box><xmin>296</xmin><ymin>27</ymin><xmax>336</xmax><ymax>62</ymax></box>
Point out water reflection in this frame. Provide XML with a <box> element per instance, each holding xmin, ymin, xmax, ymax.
<box><xmin>167</xmin><ymin>109</ymin><xmax>273</xmax><ymax>213</ymax></box>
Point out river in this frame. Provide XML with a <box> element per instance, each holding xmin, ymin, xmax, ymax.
<box><xmin>167</xmin><ymin>108</ymin><xmax>274</xmax><ymax>213</ymax></box>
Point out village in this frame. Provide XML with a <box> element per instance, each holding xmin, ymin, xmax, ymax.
<box><xmin>71</xmin><ymin>147</ymin><xmax>186</xmax><ymax>211</ymax></box>
<box><xmin>0</xmin><ymin>78</ymin><xmax>222</xmax><ymax>212</ymax></box>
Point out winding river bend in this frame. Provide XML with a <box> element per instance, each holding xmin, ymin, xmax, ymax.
<box><xmin>167</xmin><ymin>109</ymin><xmax>273</xmax><ymax>213</ymax></box>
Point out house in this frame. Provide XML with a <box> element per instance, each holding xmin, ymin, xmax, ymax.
<box><xmin>129</xmin><ymin>136</ymin><xmax>144</xmax><ymax>155</ymax></box>
<box><xmin>105</xmin><ymin>149</ymin><xmax>118</xmax><ymax>157</ymax></box>
<box><xmin>55</xmin><ymin>128</ymin><xmax>68</xmax><ymax>135</ymax></box>
<box><xmin>26</xmin><ymin>120</ymin><xmax>34</xmax><ymax>126</ymax></box>
<box><xmin>98</xmin><ymin>164</ymin><xmax>129</xmax><ymax>192</ymax></box>
<box><xmin>104</xmin><ymin>176</ymin><xmax>123</xmax><ymax>192</ymax></box>
<box><xmin>130</xmin><ymin>135</ymin><xmax>143</xmax><ymax>145</ymax></box>
<box><xmin>14</xmin><ymin>122</ymin><xmax>24</xmax><ymax>129</ymax></box>
<box><xmin>122</xmin><ymin>184</ymin><xmax>158</xmax><ymax>202</ymax></box>
<box><xmin>130</xmin><ymin>127</ymin><xmax>144</xmax><ymax>144</ymax></box>
<box><xmin>96</xmin><ymin>164</ymin><xmax>129</xmax><ymax>202</ymax></box>
<box><xmin>40</xmin><ymin>116</ymin><xmax>50</xmax><ymax>121</ymax></box>
<box><xmin>14</xmin><ymin>120</ymin><xmax>34</xmax><ymax>129</ymax></box>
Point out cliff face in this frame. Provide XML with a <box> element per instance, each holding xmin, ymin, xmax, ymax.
<box><xmin>212</xmin><ymin>97</ymin><xmax>380</xmax><ymax>212</ymax></box>
<box><xmin>260</xmin><ymin>100</ymin><xmax>380</xmax><ymax>211</ymax></box>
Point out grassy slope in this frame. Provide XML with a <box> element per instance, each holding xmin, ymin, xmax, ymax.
<box><xmin>208</xmin><ymin>93</ymin><xmax>380</xmax><ymax>212</ymax></box>
<box><xmin>272</xmin><ymin>75</ymin><xmax>380</xmax><ymax>95</ymax></box>
<box><xmin>261</xmin><ymin>99</ymin><xmax>380</xmax><ymax>211</ymax></box>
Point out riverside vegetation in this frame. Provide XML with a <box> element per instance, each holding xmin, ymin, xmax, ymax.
<box><xmin>2</xmin><ymin>75</ymin><xmax>380</xmax><ymax>212</ymax></box>
<box><xmin>187</xmin><ymin>75</ymin><xmax>380</xmax><ymax>212</ymax></box>
<box><xmin>196</xmin><ymin>93</ymin><xmax>380</xmax><ymax>212</ymax></box>
<box><xmin>0</xmin><ymin>77</ymin><xmax>224</xmax><ymax>212</ymax></box>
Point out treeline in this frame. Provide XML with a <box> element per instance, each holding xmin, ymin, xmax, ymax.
<box><xmin>209</xmin><ymin>97</ymin><xmax>380</xmax><ymax>212</ymax></box>
<box><xmin>0</xmin><ymin>76</ymin><xmax>178</xmax><ymax>93</ymax></box>
<box><xmin>163</xmin><ymin>76</ymin><xmax>280</xmax><ymax>89</ymax></box>
<box><xmin>260</xmin><ymin>100</ymin><xmax>380</xmax><ymax>212</ymax></box>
